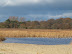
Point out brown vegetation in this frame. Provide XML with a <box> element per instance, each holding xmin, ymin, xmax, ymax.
<box><xmin>0</xmin><ymin>37</ymin><xmax>6</xmax><ymax>41</ymax></box>
<box><xmin>0</xmin><ymin>28</ymin><xmax>72</xmax><ymax>38</ymax></box>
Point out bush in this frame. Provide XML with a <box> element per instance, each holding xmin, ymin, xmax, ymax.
<box><xmin>0</xmin><ymin>37</ymin><xmax>6</xmax><ymax>41</ymax></box>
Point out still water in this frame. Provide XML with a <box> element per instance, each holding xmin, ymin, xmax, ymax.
<box><xmin>3</xmin><ymin>38</ymin><xmax>72</xmax><ymax>45</ymax></box>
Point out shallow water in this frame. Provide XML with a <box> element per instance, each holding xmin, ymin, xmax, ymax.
<box><xmin>3</xmin><ymin>38</ymin><xmax>72</xmax><ymax>45</ymax></box>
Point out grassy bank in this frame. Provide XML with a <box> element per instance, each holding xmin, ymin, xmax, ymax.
<box><xmin>0</xmin><ymin>28</ymin><xmax>72</xmax><ymax>38</ymax></box>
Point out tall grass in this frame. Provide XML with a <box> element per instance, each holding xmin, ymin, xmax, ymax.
<box><xmin>0</xmin><ymin>28</ymin><xmax>72</xmax><ymax>38</ymax></box>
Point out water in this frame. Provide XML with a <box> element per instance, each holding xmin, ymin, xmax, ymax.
<box><xmin>3</xmin><ymin>38</ymin><xmax>72</xmax><ymax>45</ymax></box>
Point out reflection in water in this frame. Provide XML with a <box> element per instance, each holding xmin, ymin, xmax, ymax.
<box><xmin>3</xmin><ymin>38</ymin><xmax>72</xmax><ymax>45</ymax></box>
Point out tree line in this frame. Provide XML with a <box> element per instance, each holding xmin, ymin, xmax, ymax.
<box><xmin>0</xmin><ymin>16</ymin><xmax>72</xmax><ymax>29</ymax></box>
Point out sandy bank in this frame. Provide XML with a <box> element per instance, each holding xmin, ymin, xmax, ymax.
<box><xmin>0</xmin><ymin>43</ymin><xmax>72</xmax><ymax>54</ymax></box>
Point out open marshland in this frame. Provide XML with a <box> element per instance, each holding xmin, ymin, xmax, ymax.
<box><xmin>0</xmin><ymin>29</ymin><xmax>72</xmax><ymax>38</ymax></box>
<box><xmin>0</xmin><ymin>29</ymin><xmax>72</xmax><ymax>54</ymax></box>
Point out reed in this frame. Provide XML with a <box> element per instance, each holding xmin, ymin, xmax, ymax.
<box><xmin>0</xmin><ymin>28</ymin><xmax>72</xmax><ymax>38</ymax></box>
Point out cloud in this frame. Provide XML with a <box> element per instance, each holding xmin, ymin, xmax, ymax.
<box><xmin>0</xmin><ymin>0</ymin><xmax>54</xmax><ymax>7</ymax></box>
<box><xmin>25</xmin><ymin>13</ymin><xmax>72</xmax><ymax>20</ymax></box>
<box><xmin>0</xmin><ymin>0</ymin><xmax>72</xmax><ymax>10</ymax></box>
<box><xmin>0</xmin><ymin>12</ymin><xmax>72</xmax><ymax>21</ymax></box>
<box><xmin>1</xmin><ymin>0</ymin><xmax>71</xmax><ymax>6</ymax></box>
<box><xmin>4</xmin><ymin>0</ymin><xmax>40</xmax><ymax>6</ymax></box>
<box><xmin>49</xmin><ymin>13</ymin><xmax>72</xmax><ymax>18</ymax></box>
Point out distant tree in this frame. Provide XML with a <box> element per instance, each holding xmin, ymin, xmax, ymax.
<box><xmin>9</xmin><ymin>16</ymin><xmax>18</xmax><ymax>21</ymax></box>
<box><xmin>56</xmin><ymin>18</ymin><xmax>64</xmax><ymax>24</ymax></box>
<box><xmin>20</xmin><ymin>17</ymin><xmax>25</xmax><ymax>22</ymax></box>
<box><xmin>5</xmin><ymin>19</ymin><xmax>11</xmax><ymax>28</ymax></box>
<box><xmin>51</xmin><ymin>23</ymin><xmax>59</xmax><ymax>29</ymax></box>
<box><xmin>0</xmin><ymin>23</ymin><xmax>5</xmax><ymax>28</ymax></box>
<box><xmin>19</xmin><ymin>22</ymin><xmax>26</xmax><ymax>28</ymax></box>
<box><xmin>40</xmin><ymin>21</ymin><xmax>46</xmax><ymax>29</ymax></box>
<box><xmin>0</xmin><ymin>17</ymin><xmax>72</xmax><ymax>29</ymax></box>
<box><xmin>30</xmin><ymin>21</ymin><xmax>40</xmax><ymax>29</ymax></box>
<box><xmin>47</xmin><ymin>19</ymin><xmax>55</xmax><ymax>29</ymax></box>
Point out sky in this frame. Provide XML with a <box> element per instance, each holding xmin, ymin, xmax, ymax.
<box><xmin>0</xmin><ymin>0</ymin><xmax>72</xmax><ymax>22</ymax></box>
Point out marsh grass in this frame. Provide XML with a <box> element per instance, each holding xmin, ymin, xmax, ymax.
<box><xmin>0</xmin><ymin>28</ymin><xmax>72</xmax><ymax>38</ymax></box>
<box><xmin>0</xmin><ymin>32</ymin><xmax>6</xmax><ymax>41</ymax></box>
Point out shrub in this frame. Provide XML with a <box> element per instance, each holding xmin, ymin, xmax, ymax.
<box><xmin>0</xmin><ymin>37</ymin><xmax>6</xmax><ymax>41</ymax></box>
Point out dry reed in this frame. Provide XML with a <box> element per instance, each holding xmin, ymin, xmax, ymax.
<box><xmin>0</xmin><ymin>28</ymin><xmax>72</xmax><ymax>38</ymax></box>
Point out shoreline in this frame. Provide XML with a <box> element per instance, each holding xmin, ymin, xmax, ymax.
<box><xmin>0</xmin><ymin>43</ymin><xmax>72</xmax><ymax>54</ymax></box>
